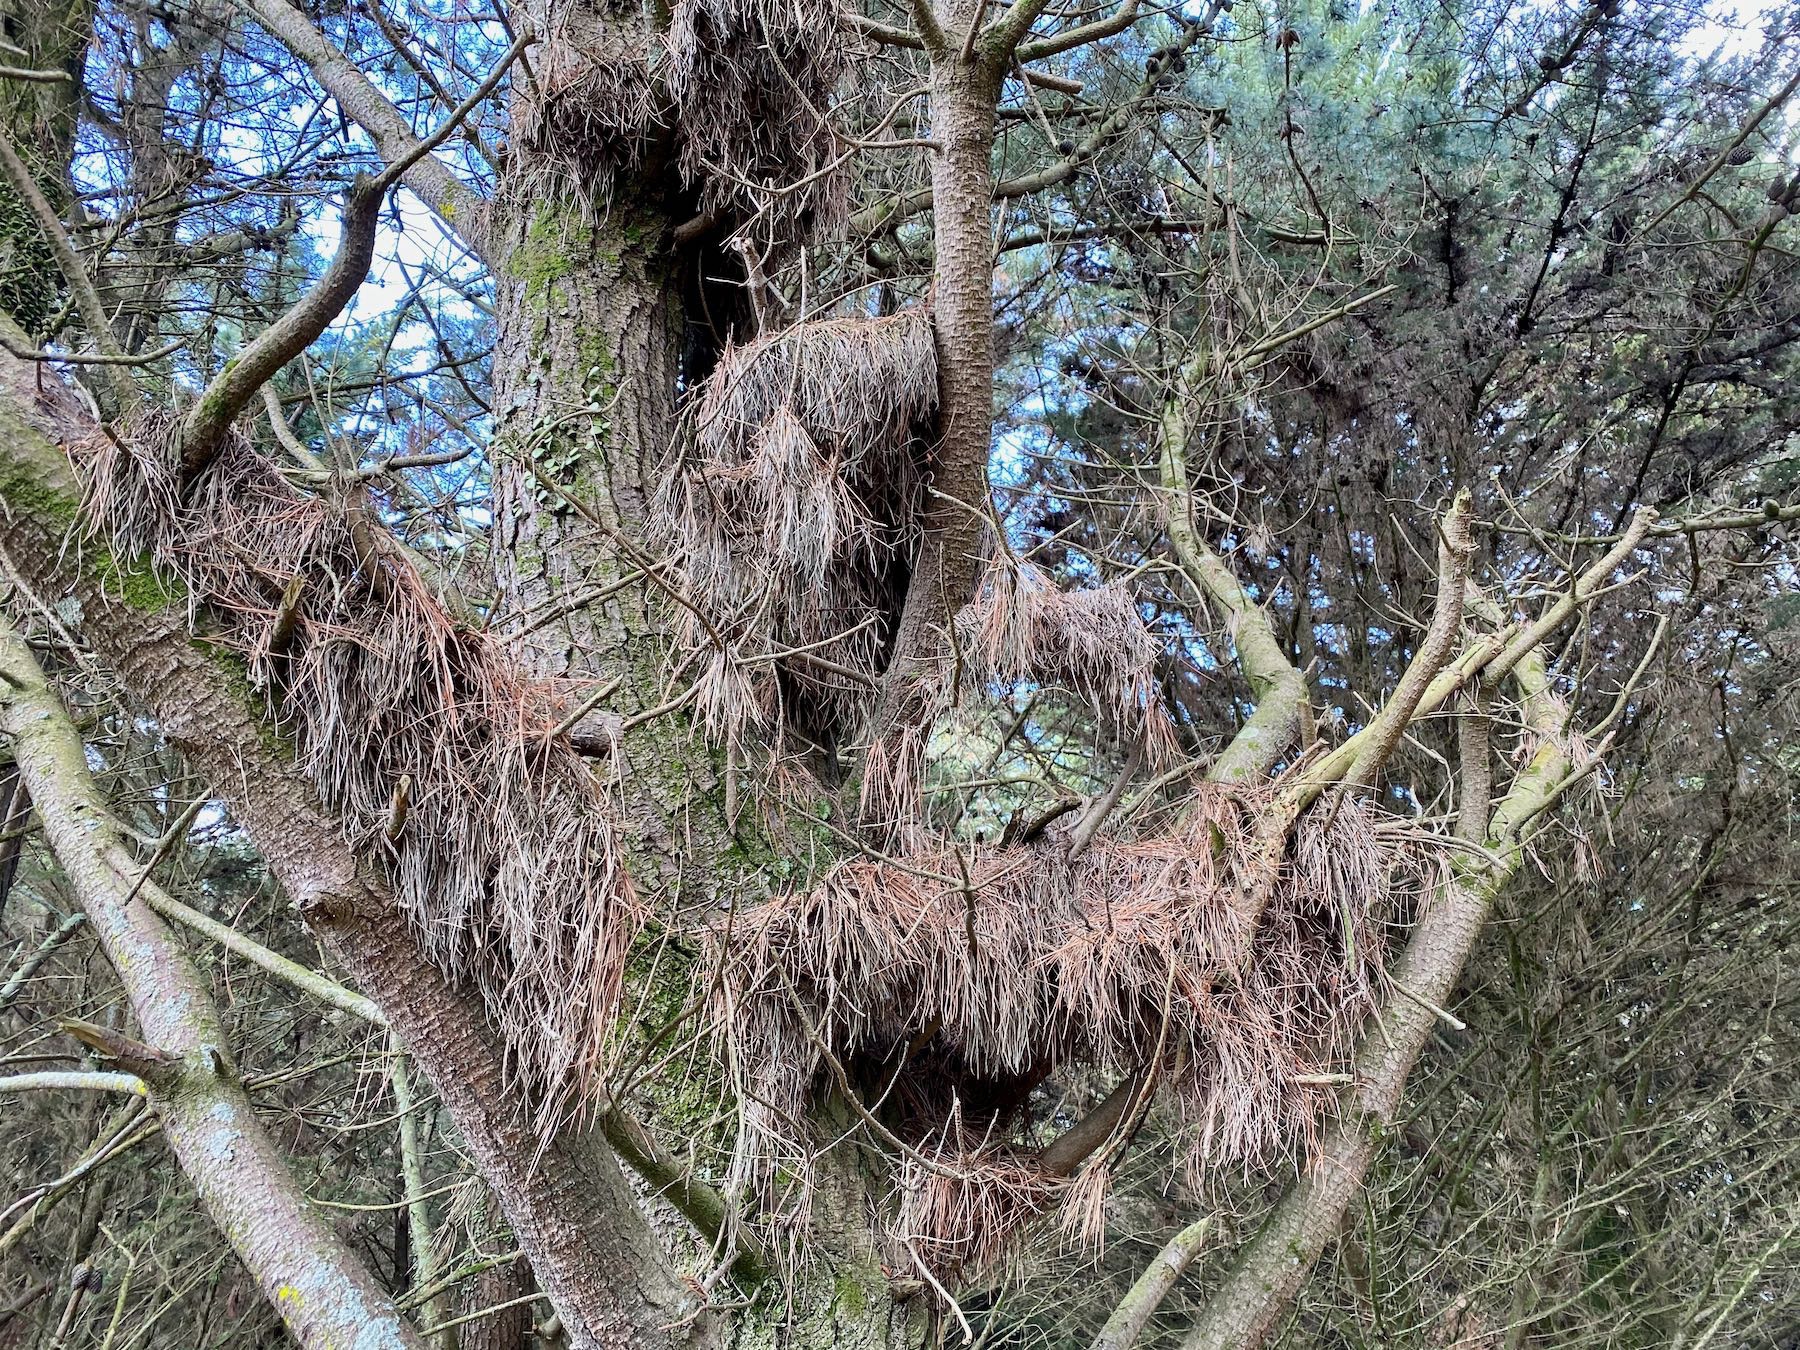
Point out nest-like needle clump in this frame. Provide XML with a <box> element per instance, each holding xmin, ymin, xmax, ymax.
<box><xmin>79</xmin><ymin>411</ymin><xmax>640</xmax><ymax>1125</ymax></box>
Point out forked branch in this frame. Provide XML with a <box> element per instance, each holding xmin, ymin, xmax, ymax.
<box><xmin>179</xmin><ymin>178</ymin><xmax>383</xmax><ymax>479</ymax></box>
<box><xmin>1175</xmin><ymin>615</ymin><xmax>1635</xmax><ymax>1350</ymax></box>
<box><xmin>237</xmin><ymin>0</ymin><xmax>493</xmax><ymax>262</ymax></box>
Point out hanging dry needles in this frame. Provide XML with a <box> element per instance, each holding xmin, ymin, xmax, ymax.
<box><xmin>709</xmin><ymin>784</ymin><xmax>1433</xmax><ymax>1274</ymax></box>
<box><xmin>957</xmin><ymin>559</ymin><xmax>1177</xmax><ymax>759</ymax></box>
<box><xmin>665</xmin><ymin>0</ymin><xmax>850</xmax><ymax>233</ymax></box>
<box><xmin>510</xmin><ymin>3</ymin><xmax>666</xmax><ymax>202</ymax></box>
<box><xmin>512</xmin><ymin>0</ymin><xmax>850</xmax><ymax>242</ymax></box>
<box><xmin>660</xmin><ymin>308</ymin><xmax>1184</xmax><ymax>813</ymax></box>
<box><xmin>858</xmin><ymin>556</ymin><xmax>1181</xmax><ymax>846</ymax></box>
<box><xmin>655</xmin><ymin>308</ymin><xmax>938</xmax><ymax>744</ymax></box>
<box><xmin>77</xmin><ymin>410</ymin><xmax>640</xmax><ymax>1126</ymax></box>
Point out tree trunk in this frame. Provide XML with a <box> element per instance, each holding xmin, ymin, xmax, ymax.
<box><xmin>478</xmin><ymin>143</ymin><xmax>932</xmax><ymax>1350</ymax></box>
<box><xmin>872</xmin><ymin>18</ymin><xmax>1001</xmax><ymax>726</ymax></box>
<box><xmin>457</xmin><ymin>1257</ymin><xmax>534</xmax><ymax>1350</ymax></box>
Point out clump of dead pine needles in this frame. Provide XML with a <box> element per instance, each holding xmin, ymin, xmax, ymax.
<box><xmin>710</xmin><ymin>783</ymin><xmax>1428</xmax><ymax>1273</ymax></box>
<box><xmin>656</xmin><ymin>308</ymin><xmax>937</xmax><ymax>743</ymax></box>
<box><xmin>666</xmin><ymin>0</ymin><xmax>849</xmax><ymax>233</ymax></box>
<box><xmin>958</xmin><ymin>559</ymin><xmax>1177</xmax><ymax>758</ymax></box>
<box><xmin>511</xmin><ymin>3</ymin><xmax>664</xmax><ymax>202</ymax></box>
<box><xmin>859</xmin><ymin>557</ymin><xmax>1180</xmax><ymax>846</ymax></box>
<box><xmin>78</xmin><ymin>410</ymin><xmax>640</xmax><ymax>1125</ymax></box>
<box><xmin>513</xmin><ymin>0</ymin><xmax>848</xmax><ymax>241</ymax></box>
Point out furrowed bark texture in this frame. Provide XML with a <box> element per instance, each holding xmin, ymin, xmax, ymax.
<box><xmin>0</xmin><ymin>345</ymin><xmax>705</xmax><ymax>1350</ymax></box>
<box><xmin>488</xmin><ymin>196</ymin><xmax>681</xmax><ymax>678</ymax></box>
<box><xmin>457</xmin><ymin>1256</ymin><xmax>535</xmax><ymax>1350</ymax></box>
<box><xmin>484</xmin><ymin>186</ymin><xmax>759</xmax><ymax>909</ymax></box>
<box><xmin>0</xmin><ymin>620</ymin><xmax>425</xmax><ymax>1350</ymax></box>
<box><xmin>480</xmin><ymin>124</ymin><xmax>924</xmax><ymax>1348</ymax></box>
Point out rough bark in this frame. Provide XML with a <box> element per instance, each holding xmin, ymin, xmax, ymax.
<box><xmin>0</xmin><ymin>338</ymin><xmax>707</xmax><ymax>1350</ymax></box>
<box><xmin>456</xmin><ymin>1256</ymin><xmax>534</xmax><ymax>1350</ymax></box>
<box><xmin>871</xmin><ymin>3</ymin><xmax>1001</xmax><ymax>730</ymax></box>
<box><xmin>0</xmin><ymin>618</ymin><xmax>427</xmax><ymax>1350</ymax></box>
<box><xmin>478</xmin><ymin>111</ymin><xmax>928</xmax><ymax>1350</ymax></box>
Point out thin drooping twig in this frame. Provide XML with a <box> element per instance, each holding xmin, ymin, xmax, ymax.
<box><xmin>139</xmin><ymin>879</ymin><xmax>387</xmax><ymax>1026</ymax></box>
<box><xmin>369</xmin><ymin>30</ymin><xmax>535</xmax><ymax>195</ymax></box>
<box><xmin>237</xmin><ymin>0</ymin><xmax>492</xmax><ymax>260</ymax></box>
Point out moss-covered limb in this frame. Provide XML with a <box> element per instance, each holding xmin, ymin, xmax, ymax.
<box><xmin>1157</xmin><ymin>400</ymin><xmax>1312</xmax><ymax>785</ymax></box>
<box><xmin>1172</xmin><ymin>645</ymin><xmax>1583</xmax><ymax>1350</ymax></box>
<box><xmin>0</xmin><ymin>331</ymin><xmax>713</xmax><ymax>1350</ymax></box>
<box><xmin>390</xmin><ymin>1046</ymin><xmax>453</xmax><ymax>1344</ymax></box>
<box><xmin>0</xmin><ymin>616</ymin><xmax>431</xmax><ymax>1350</ymax></box>
<box><xmin>179</xmin><ymin>177</ymin><xmax>382</xmax><ymax>478</ymax></box>
<box><xmin>138</xmin><ymin>881</ymin><xmax>387</xmax><ymax>1026</ymax></box>
<box><xmin>1340</xmin><ymin>492</ymin><xmax>1476</xmax><ymax>791</ymax></box>
<box><xmin>1284</xmin><ymin>508</ymin><xmax>1657</xmax><ymax>809</ymax></box>
<box><xmin>597</xmin><ymin>1099</ymin><xmax>770</xmax><ymax>1286</ymax></box>
<box><xmin>0</xmin><ymin>1070</ymin><xmax>146</xmax><ymax>1095</ymax></box>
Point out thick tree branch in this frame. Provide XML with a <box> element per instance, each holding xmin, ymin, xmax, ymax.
<box><xmin>1011</xmin><ymin>0</ymin><xmax>1140</xmax><ymax>64</ymax></box>
<box><xmin>1156</xmin><ymin>398</ymin><xmax>1309</xmax><ymax>784</ymax></box>
<box><xmin>1286</xmin><ymin>508</ymin><xmax>1656</xmax><ymax>811</ymax></box>
<box><xmin>180</xmin><ymin>178</ymin><xmax>382</xmax><ymax>478</ymax></box>
<box><xmin>1039</xmin><ymin>1068</ymin><xmax>1151</xmax><ymax>1176</ymax></box>
<box><xmin>1177</xmin><ymin>646</ymin><xmax>1592</xmax><ymax>1350</ymax></box>
<box><xmin>0</xmin><ymin>615</ymin><xmax>430</xmax><ymax>1350</ymax></box>
<box><xmin>1342</xmin><ymin>492</ymin><xmax>1475</xmax><ymax>790</ymax></box>
<box><xmin>1091</xmin><ymin>1218</ymin><xmax>1211</xmax><ymax>1350</ymax></box>
<box><xmin>236</xmin><ymin>0</ymin><xmax>493</xmax><ymax>265</ymax></box>
<box><xmin>0</xmin><ymin>334</ymin><xmax>710</xmax><ymax>1350</ymax></box>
